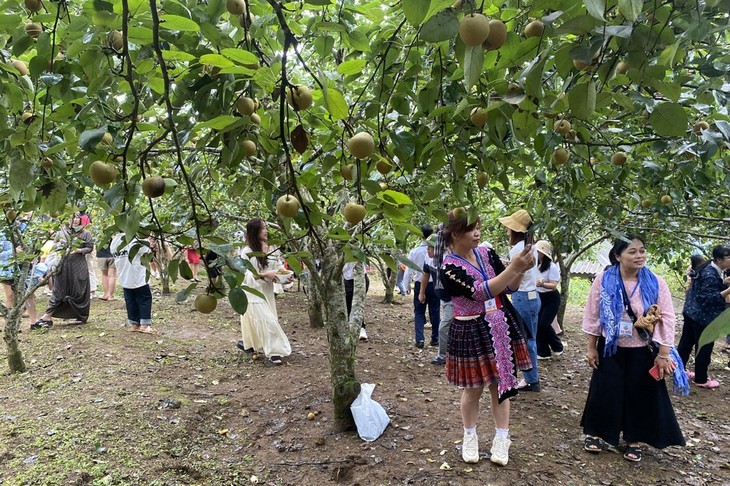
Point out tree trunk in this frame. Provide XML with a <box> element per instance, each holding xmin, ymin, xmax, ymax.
<box><xmin>557</xmin><ymin>260</ymin><xmax>571</xmax><ymax>330</ymax></box>
<box><xmin>320</xmin><ymin>245</ymin><xmax>359</xmax><ymax>431</ymax></box>
<box><xmin>373</xmin><ymin>257</ymin><xmax>394</xmax><ymax>303</ymax></box>
<box><xmin>306</xmin><ymin>271</ymin><xmax>324</xmax><ymax>328</ymax></box>
<box><xmin>158</xmin><ymin>243</ymin><xmax>172</xmax><ymax>295</ymax></box>
<box><xmin>3</xmin><ymin>307</ymin><xmax>26</xmax><ymax>373</ymax></box>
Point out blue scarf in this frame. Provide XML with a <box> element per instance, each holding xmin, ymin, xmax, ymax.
<box><xmin>599</xmin><ymin>265</ymin><xmax>689</xmax><ymax>396</ymax></box>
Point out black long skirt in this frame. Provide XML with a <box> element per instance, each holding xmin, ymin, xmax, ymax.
<box><xmin>45</xmin><ymin>252</ymin><xmax>90</xmax><ymax>322</ymax></box>
<box><xmin>580</xmin><ymin>338</ymin><xmax>685</xmax><ymax>449</ymax></box>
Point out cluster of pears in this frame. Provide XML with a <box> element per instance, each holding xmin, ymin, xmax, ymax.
<box><xmin>235</xmin><ymin>95</ymin><xmax>260</xmax><ymax>157</ymax></box>
<box><xmin>458</xmin><ymin>13</ymin><xmax>508</xmax><ymax>50</ymax></box>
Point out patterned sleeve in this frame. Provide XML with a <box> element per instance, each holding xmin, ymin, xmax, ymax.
<box><xmin>582</xmin><ymin>272</ymin><xmax>604</xmax><ymax>336</ymax></box>
<box><xmin>440</xmin><ymin>257</ymin><xmax>490</xmax><ymax>302</ymax></box>
<box><xmin>652</xmin><ymin>276</ymin><xmax>676</xmax><ymax>346</ymax></box>
<box><xmin>78</xmin><ymin>231</ymin><xmax>94</xmax><ymax>254</ymax></box>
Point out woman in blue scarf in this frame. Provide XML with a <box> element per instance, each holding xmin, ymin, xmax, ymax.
<box><xmin>580</xmin><ymin>235</ymin><xmax>687</xmax><ymax>462</ymax></box>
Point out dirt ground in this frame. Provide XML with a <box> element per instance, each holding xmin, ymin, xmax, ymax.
<box><xmin>1</xmin><ymin>277</ymin><xmax>729</xmax><ymax>486</ymax></box>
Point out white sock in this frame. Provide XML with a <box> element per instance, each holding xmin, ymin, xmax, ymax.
<box><xmin>495</xmin><ymin>428</ymin><xmax>509</xmax><ymax>439</ymax></box>
<box><xmin>464</xmin><ymin>426</ymin><xmax>477</xmax><ymax>436</ymax></box>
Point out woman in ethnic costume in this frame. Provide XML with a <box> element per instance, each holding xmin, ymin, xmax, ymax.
<box><xmin>33</xmin><ymin>216</ymin><xmax>94</xmax><ymax>329</ymax></box>
<box><xmin>438</xmin><ymin>209</ymin><xmax>535</xmax><ymax>466</ymax></box>
<box><xmin>581</xmin><ymin>235</ymin><xmax>687</xmax><ymax>462</ymax></box>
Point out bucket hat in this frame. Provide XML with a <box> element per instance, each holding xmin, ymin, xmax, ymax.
<box><xmin>498</xmin><ymin>209</ymin><xmax>532</xmax><ymax>233</ymax></box>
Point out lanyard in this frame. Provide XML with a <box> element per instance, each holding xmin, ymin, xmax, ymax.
<box><xmin>450</xmin><ymin>249</ymin><xmax>501</xmax><ymax>307</ymax></box>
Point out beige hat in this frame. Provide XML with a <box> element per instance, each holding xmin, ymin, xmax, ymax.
<box><xmin>534</xmin><ymin>240</ymin><xmax>552</xmax><ymax>258</ymax></box>
<box><xmin>498</xmin><ymin>209</ymin><xmax>532</xmax><ymax>233</ymax></box>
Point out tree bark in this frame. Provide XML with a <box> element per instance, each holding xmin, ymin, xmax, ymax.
<box><xmin>557</xmin><ymin>260</ymin><xmax>571</xmax><ymax>330</ymax></box>
<box><xmin>3</xmin><ymin>307</ymin><xmax>26</xmax><ymax>373</ymax></box>
<box><xmin>306</xmin><ymin>271</ymin><xmax>324</xmax><ymax>328</ymax></box>
<box><xmin>320</xmin><ymin>244</ymin><xmax>359</xmax><ymax>431</ymax></box>
<box><xmin>372</xmin><ymin>257</ymin><xmax>394</xmax><ymax>304</ymax></box>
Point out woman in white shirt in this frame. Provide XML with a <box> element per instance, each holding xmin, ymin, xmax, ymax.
<box><xmin>534</xmin><ymin>240</ymin><xmax>564</xmax><ymax>359</ymax></box>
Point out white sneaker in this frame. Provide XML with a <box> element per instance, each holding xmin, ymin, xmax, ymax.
<box><xmin>358</xmin><ymin>328</ymin><xmax>368</xmax><ymax>341</ymax></box>
<box><xmin>462</xmin><ymin>433</ymin><xmax>479</xmax><ymax>463</ymax></box>
<box><xmin>490</xmin><ymin>436</ymin><xmax>511</xmax><ymax>466</ymax></box>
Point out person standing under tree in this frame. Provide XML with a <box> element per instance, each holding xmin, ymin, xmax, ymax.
<box><xmin>111</xmin><ymin>233</ymin><xmax>156</xmax><ymax>334</ymax></box>
<box><xmin>403</xmin><ymin>224</ymin><xmax>440</xmax><ymax>348</ymax></box>
<box><xmin>534</xmin><ymin>240</ymin><xmax>564</xmax><ymax>359</ymax></box>
<box><xmin>439</xmin><ymin>209</ymin><xmax>535</xmax><ymax>466</ymax></box>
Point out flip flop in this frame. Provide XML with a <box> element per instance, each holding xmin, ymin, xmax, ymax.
<box><xmin>98</xmin><ymin>296</ymin><xmax>108</xmax><ymax>301</ymax></box>
<box><xmin>130</xmin><ymin>325</ymin><xmax>141</xmax><ymax>332</ymax></box>
<box><xmin>695</xmin><ymin>379</ymin><xmax>719</xmax><ymax>389</ymax></box>
<box><xmin>138</xmin><ymin>326</ymin><xmax>158</xmax><ymax>334</ymax></box>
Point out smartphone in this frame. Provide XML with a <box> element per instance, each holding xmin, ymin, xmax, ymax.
<box><xmin>648</xmin><ymin>364</ymin><xmax>662</xmax><ymax>381</ymax></box>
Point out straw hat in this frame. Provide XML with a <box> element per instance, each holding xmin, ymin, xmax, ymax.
<box><xmin>498</xmin><ymin>209</ymin><xmax>532</xmax><ymax>233</ymax></box>
<box><xmin>534</xmin><ymin>240</ymin><xmax>552</xmax><ymax>258</ymax></box>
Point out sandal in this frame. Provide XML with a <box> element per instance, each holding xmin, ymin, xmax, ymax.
<box><xmin>138</xmin><ymin>326</ymin><xmax>158</xmax><ymax>334</ymax></box>
<box><xmin>623</xmin><ymin>444</ymin><xmax>642</xmax><ymax>462</ymax></box>
<box><xmin>30</xmin><ymin>319</ymin><xmax>53</xmax><ymax>331</ymax></box>
<box><xmin>584</xmin><ymin>436</ymin><xmax>602</xmax><ymax>453</ymax></box>
<box><xmin>695</xmin><ymin>379</ymin><xmax>719</xmax><ymax>389</ymax></box>
<box><xmin>130</xmin><ymin>324</ymin><xmax>141</xmax><ymax>332</ymax></box>
<box><xmin>269</xmin><ymin>356</ymin><xmax>283</xmax><ymax>366</ymax></box>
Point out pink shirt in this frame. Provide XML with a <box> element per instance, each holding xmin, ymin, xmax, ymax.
<box><xmin>582</xmin><ymin>271</ymin><xmax>676</xmax><ymax>348</ymax></box>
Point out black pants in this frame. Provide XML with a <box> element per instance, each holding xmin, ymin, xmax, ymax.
<box><xmin>677</xmin><ymin>314</ymin><xmax>714</xmax><ymax>384</ymax></box>
<box><xmin>344</xmin><ymin>275</ymin><xmax>369</xmax><ymax>323</ymax></box>
<box><xmin>536</xmin><ymin>290</ymin><xmax>563</xmax><ymax>357</ymax></box>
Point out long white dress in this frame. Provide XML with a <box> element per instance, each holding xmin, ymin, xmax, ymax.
<box><xmin>239</xmin><ymin>246</ymin><xmax>291</xmax><ymax>358</ymax></box>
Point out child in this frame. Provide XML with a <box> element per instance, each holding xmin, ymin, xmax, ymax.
<box><xmin>111</xmin><ymin>233</ymin><xmax>155</xmax><ymax>334</ymax></box>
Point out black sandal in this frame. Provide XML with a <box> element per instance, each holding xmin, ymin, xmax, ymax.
<box><xmin>269</xmin><ymin>356</ymin><xmax>283</xmax><ymax>366</ymax></box>
<box><xmin>623</xmin><ymin>444</ymin><xmax>642</xmax><ymax>462</ymax></box>
<box><xmin>584</xmin><ymin>436</ymin><xmax>602</xmax><ymax>453</ymax></box>
<box><xmin>30</xmin><ymin>319</ymin><xmax>53</xmax><ymax>331</ymax></box>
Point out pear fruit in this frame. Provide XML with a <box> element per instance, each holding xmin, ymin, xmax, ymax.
<box><xmin>692</xmin><ymin>121</ymin><xmax>709</xmax><ymax>134</ymax></box>
<box><xmin>21</xmin><ymin>112</ymin><xmax>34</xmax><ymax>123</ymax></box>
<box><xmin>459</xmin><ymin>14</ymin><xmax>491</xmax><ymax>46</ymax></box>
<box><xmin>340</xmin><ymin>164</ymin><xmax>354</xmax><ymax>181</ymax></box>
<box><xmin>476</xmin><ymin>172</ymin><xmax>489</xmax><ymax>188</ymax></box>
<box><xmin>276</xmin><ymin>195</ymin><xmax>300</xmax><ymax>218</ymax></box>
<box><xmin>573</xmin><ymin>59</ymin><xmax>596</xmax><ymax>72</ymax></box>
<box><xmin>343</xmin><ymin>202</ymin><xmax>366</xmax><ymax>225</ymax></box>
<box><xmin>142</xmin><ymin>176</ymin><xmax>166</xmax><ymax>198</ymax></box>
<box><xmin>285</xmin><ymin>85</ymin><xmax>313</xmax><ymax>111</ymax></box>
<box><xmin>195</xmin><ymin>294</ymin><xmax>217</xmax><ymax>314</ymax></box>
<box><xmin>524</xmin><ymin>20</ymin><xmax>543</xmax><ymax>38</ymax></box>
<box><xmin>348</xmin><ymin>132</ymin><xmax>375</xmax><ymax>159</ymax></box>
<box><xmin>24</xmin><ymin>22</ymin><xmax>42</xmax><ymax>38</ymax></box>
<box><xmin>226</xmin><ymin>0</ymin><xmax>247</xmax><ymax>15</ymax></box>
<box><xmin>240</xmin><ymin>139</ymin><xmax>256</xmax><ymax>157</ymax></box>
<box><xmin>615</xmin><ymin>60</ymin><xmax>628</xmax><ymax>75</ymax></box>
<box><xmin>482</xmin><ymin>20</ymin><xmax>507</xmax><ymax>50</ymax></box>
<box><xmin>250</xmin><ymin>113</ymin><xmax>261</xmax><ymax>125</ymax></box>
<box><xmin>641</xmin><ymin>199</ymin><xmax>652</xmax><ymax>209</ymax></box>
<box><xmin>236</xmin><ymin>96</ymin><xmax>255</xmax><ymax>116</ymax></box>
<box><xmin>108</xmin><ymin>30</ymin><xmax>124</xmax><ymax>51</ymax></box>
<box><xmin>41</xmin><ymin>157</ymin><xmax>54</xmax><ymax>169</ymax></box>
<box><xmin>376</xmin><ymin>160</ymin><xmax>392</xmax><ymax>175</ymax></box>
<box><xmin>102</xmin><ymin>132</ymin><xmax>113</xmax><ymax>146</ymax></box>
<box><xmin>12</xmin><ymin>59</ymin><xmax>29</xmax><ymax>76</ymax></box>
<box><xmin>611</xmin><ymin>151</ymin><xmax>627</xmax><ymax>166</ymax></box>
<box><xmin>553</xmin><ymin>119</ymin><xmax>571</xmax><ymax>136</ymax></box>
<box><xmin>552</xmin><ymin>148</ymin><xmax>569</xmax><ymax>166</ymax></box>
<box><xmin>89</xmin><ymin>161</ymin><xmax>117</xmax><ymax>186</ymax></box>
<box><xmin>24</xmin><ymin>0</ymin><xmax>42</xmax><ymax>12</ymax></box>
<box><xmin>660</xmin><ymin>195</ymin><xmax>672</xmax><ymax>205</ymax></box>
<box><xmin>470</xmin><ymin>107</ymin><xmax>488</xmax><ymax>127</ymax></box>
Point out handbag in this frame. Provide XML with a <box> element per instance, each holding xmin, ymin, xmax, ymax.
<box><xmin>621</xmin><ymin>281</ymin><xmax>658</xmax><ymax>356</ymax></box>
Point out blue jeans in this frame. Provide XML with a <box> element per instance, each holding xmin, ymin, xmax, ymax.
<box><xmin>511</xmin><ymin>291</ymin><xmax>541</xmax><ymax>384</ymax></box>
<box><xmin>123</xmin><ymin>284</ymin><xmax>152</xmax><ymax>326</ymax></box>
<box><xmin>414</xmin><ymin>281</ymin><xmax>440</xmax><ymax>343</ymax></box>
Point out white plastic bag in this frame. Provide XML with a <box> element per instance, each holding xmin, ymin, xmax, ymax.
<box><xmin>350</xmin><ymin>383</ymin><xmax>390</xmax><ymax>442</ymax></box>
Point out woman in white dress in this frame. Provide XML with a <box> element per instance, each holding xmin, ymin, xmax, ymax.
<box><xmin>237</xmin><ymin>218</ymin><xmax>291</xmax><ymax>365</ymax></box>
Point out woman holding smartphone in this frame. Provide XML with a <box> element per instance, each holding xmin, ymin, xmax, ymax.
<box><xmin>580</xmin><ymin>235</ymin><xmax>687</xmax><ymax>462</ymax></box>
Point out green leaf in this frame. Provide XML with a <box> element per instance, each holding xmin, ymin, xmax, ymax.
<box><xmin>403</xmin><ymin>0</ymin><xmax>429</xmax><ymax>27</ymax></box>
<box><xmin>228</xmin><ymin>286</ymin><xmax>249</xmax><ymax>315</ymax></box>
<box><xmin>196</xmin><ymin>115</ymin><xmax>239</xmax><ymax>131</ymax></box>
<box><xmin>200</xmin><ymin>54</ymin><xmax>235</xmax><ymax>68</ymax></box>
<box><xmin>337</xmin><ymin>59</ymin><xmax>367</xmax><ymax>76</ymax></box>
<box><xmin>175</xmin><ymin>282</ymin><xmax>197</xmax><ymax>303</ymax></box>
<box><xmin>649</xmin><ymin>102</ymin><xmax>688</xmax><ymax>137</ymax></box>
<box><xmin>179</xmin><ymin>260</ymin><xmax>193</xmax><ymax>280</ymax></box>
<box><xmin>420</xmin><ymin>9</ymin><xmax>459</xmax><ymax>43</ymax></box>
<box><xmin>242</xmin><ymin>285</ymin><xmax>266</xmax><ymax>300</ymax></box>
<box><xmin>159</xmin><ymin>15</ymin><xmax>201</xmax><ymax>32</ymax></box>
<box><xmin>698</xmin><ymin>309</ymin><xmax>730</xmax><ymax>348</ymax></box>
<box><xmin>568</xmin><ymin>80</ymin><xmax>596</xmax><ymax>120</ymax></box>
<box><xmin>463</xmin><ymin>45</ymin><xmax>484</xmax><ymax>92</ymax></box>
<box><xmin>376</xmin><ymin>190</ymin><xmax>412</xmax><ymax>206</ymax></box>
<box><xmin>314</xmin><ymin>21</ymin><xmax>347</xmax><ymax>32</ymax></box>
<box><xmin>9</xmin><ymin>151</ymin><xmax>34</xmax><ymax>194</ymax></box>
<box><xmin>162</xmin><ymin>50</ymin><xmax>196</xmax><ymax>62</ymax></box>
<box><xmin>584</xmin><ymin>0</ymin><xmax>606</xmax><ymax>21</ymax></box>
<box><xmin>221</xmin><ymin>48</ymin><xmax>259</xmax><ymax>65</ymax></box>
<box><xmin>322</xmin><ymin>87</ymin><xmax>348</xmax><ymax>121</ymax></box>
<box><xmin>618</xmin><ymin>0</ymin><xmax>642</xmax><ymax>21</ymax></box>
<box><xmin>78</xmin><ymin>127</ymin><xmax>107</xmax><ymax>151</ymax></box>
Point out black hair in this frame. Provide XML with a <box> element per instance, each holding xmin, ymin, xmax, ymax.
<box><xmin>711</xmin><ymin>244</ymin><xmax>730</xmax><ymax>262</ymax></box>
<box><xmin>690</xmin><ymin>254</ymin><xmax>707</xmax><ymax>271</ymax></box>
<box><xmin>246</xmin><ymin>218</ymin><xmax>267</xmax><ymax>268</ymax></box>
<box><xmin>421</xmin><ymin>224</ymin><xmax>434</xmax><ymax>240</ymax></box>
<box><xmin>538</xmin><ymin>253</ymin><xmax>552</xmax><ymax>273</ymax></box>
<box><xmin>608</xmin><ymin>234</ymin><xmax>645</xmax><ymax>265</ymax></box>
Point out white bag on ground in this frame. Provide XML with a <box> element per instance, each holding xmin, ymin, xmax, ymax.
<box><xmin>351</xmin><ymin>383</ymin><xmax>390</xmax><ymax>442</ymax></box>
